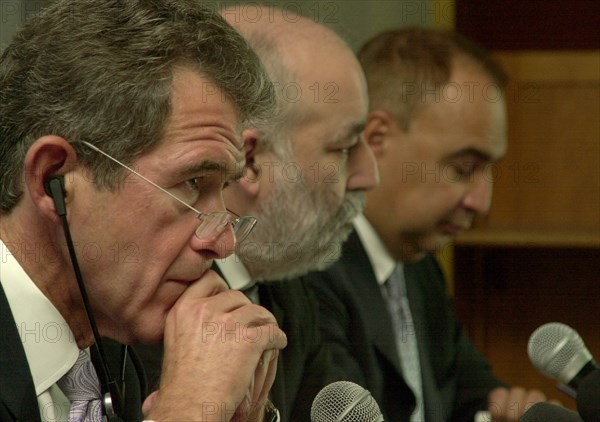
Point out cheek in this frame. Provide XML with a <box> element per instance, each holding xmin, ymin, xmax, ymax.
<box><xmin>328</xmin><ymin>160</ymin><xmax>351</xmax><ymax>198</ymax></box>
<box><xmin>138</xmin><ymin>235</ymin><xmax>190</xmax><ymax>287</ymax></box>
<box><xmin>321</xmin><ymin>177</ymin><xmax>346</xmax><ymax>210</ymax></box>
<box><xmin>302</xmin><ymin>157</ymin><xmax>343</xmax><ymax>185</ymax></box>
<box><xmin>90</xmin><ymin>244</ymin><xmax>185</xmax><ymax>325</ymax></box>
<box><xmin>297</xmin><ymin>159</ymin><xmax>342</xmax><ymax>197</ymax></box>
<box><xmin>105</xmin><ymin>226</ymin><xmax>189</xmax><ymax>292</ymax></box>
<box><xmin>428</xmin><ymin>183</ymin><xmax>467</xmax><ymax>216</ymax></box>
<box><xmin>394</xmin><ymin>182</ymin><xmax>455</xmax><ymax>223</ymax></box>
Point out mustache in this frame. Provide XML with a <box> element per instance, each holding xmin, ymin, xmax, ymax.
<box><xmin>335</xmin><ymin>191</ymin><xmax>366</xmax><ymax>223</ymax></box>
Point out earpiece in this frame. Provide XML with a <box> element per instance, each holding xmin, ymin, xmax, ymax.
<box><xmin>44</xmin><ymin>176</ymin><xmax>67</xmax><ymax>217</ymax></box>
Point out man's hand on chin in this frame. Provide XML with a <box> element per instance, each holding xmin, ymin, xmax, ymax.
<box><xmin>143</xmin><ymin>271</ymin><xmax>286</xmax><ymax>421</ymax></box>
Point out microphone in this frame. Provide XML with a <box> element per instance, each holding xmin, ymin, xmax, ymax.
<box><xmin>576</xmin><ymin>368</ymin><xmax>600</xmax><ymax>422</ymax></box>
<box><xmin>519</xmin><ymin>402</ymin><xmax>582</xmax><ymax>421</ymax></box>
<box><xmin>311</xmin><ymin>381</ymin><xmax>384</xmax><ymax>422</ymax></box>
<box><xmin>528</xmin><ymin>322</ymin><xmax>598</xmax><ymax>397</ymax></box>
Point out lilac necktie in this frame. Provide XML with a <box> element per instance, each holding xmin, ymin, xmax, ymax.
<box><xmin>385</xmin><ymin>264</ymin><xmax>424</xmax><ymax>421</ymax></box>
<box><xmin>57</xmin><ymin>350</ymin><xmax>103</xmax><ymax>422</ymax></box>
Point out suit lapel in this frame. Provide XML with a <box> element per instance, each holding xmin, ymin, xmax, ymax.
<box><xmin>257</xmin><ymin>283</ymin><xmax>286</xmax><ymax>416</ymax></box>
<box><xmin>257</xmin><ymin>283</ymin><xmax>285</xmax><ymax>331</ymax></box>
<box><xmin>344</xmin><ymin>232</ymin><xmax>404</xmax><ymax>376</ymax></box>
<box><xmin>0</xmin><ymin>283</ymin><xmax>41</xmax><ymax>421</ymax></box>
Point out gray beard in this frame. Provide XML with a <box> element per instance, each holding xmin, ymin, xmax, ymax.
<box><xmin>237</xmin><ymin>177</ymin><xmax>365</xmax><ymax>281</ymax></box>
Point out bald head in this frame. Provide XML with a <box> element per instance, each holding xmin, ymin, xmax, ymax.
<box><xmin>222</xmin><ymin>5</ymin><xmax>347</xmax><ymax>56</ymax></box>
<box><xmin>219</xmin><ymin>5</ymin><xmax>378</xmax><ymax>281</ymax></box>
<box><xmin>221</xmin><ymin>6</ymin><xmax>367</xmax><ymax>148</ymax></box>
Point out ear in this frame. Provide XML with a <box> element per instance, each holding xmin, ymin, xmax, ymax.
<box><xmin>234</xmin><ymin>128</ymin><xmax>262</xmax><ymax>199</ymax></box>
<box><xmin>23</xmin><ymin>136</ymin><xmax>78</xmax><ymax>223</ymax></box>
<box><xmin>364</xmin><ymin>110</ymin><xmax>394</xmax><ymax>157</ymax></box>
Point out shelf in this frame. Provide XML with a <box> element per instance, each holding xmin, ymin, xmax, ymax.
<box><xmin>455</xmin><ymin>228</ymin><xmax>600</xmax><ymax>248</ymax></box>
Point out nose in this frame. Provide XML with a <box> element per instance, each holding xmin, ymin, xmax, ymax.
<box><xmin>346</xmin><ymin>136</ymin><xmax>379</xmax><ymax>191</ymax></box>
<box><xmin>462</xmin><ymin>172</ymin><xmax>493</xmax><ymax>215</ymax></box>
<box><xmin>189</xmin><ymin>219</ymin><xmax>237</xmax><ymax>259</ymax></box>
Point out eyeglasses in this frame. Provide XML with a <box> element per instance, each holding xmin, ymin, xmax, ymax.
<box><xmin>79</xmin><ymin>141</ymin><xmax>257</xmax><ymax>243</ymax></box>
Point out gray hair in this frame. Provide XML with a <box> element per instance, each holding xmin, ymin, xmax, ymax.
<box><xmin>227</xmin><ymin>15</ymin><xmax>302</xmax><ymax>160</ymax></box>
<box><xmin>358</xmin><ymin>27</ymin><xmax>507</xmax><ymax>131</ymax></box>
<box><xmin>0</xmin><ymin>0</ymin><xmax>276</xmax><ymax>213</ymax></box>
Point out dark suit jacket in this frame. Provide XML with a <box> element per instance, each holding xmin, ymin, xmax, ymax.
<box><xmin>257</xmin><ymin>279</ymin><xmax>344</xmax><ymax>421</ymax></box>
<box><xmin>137</xmin><ymin>273</ymin><xmax>339</xmax><ymax>422</ymax></box>
<box><xmin>306</xmin><ymin>230</ymin><xmax>506</xmax><ymax>422</ymax></box>
<box><xmin>0</xmin><ymin>283</ymin><xmax>146</xmax><ymax>422</ymax></box>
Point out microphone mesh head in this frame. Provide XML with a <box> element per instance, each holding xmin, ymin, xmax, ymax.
<box><xmin>311</xmin><ymin>381</ymin><xmax>383</xmax><ymax>422</ymax></box>
<box><xmin>527</xmin><ymin>322</ymin><xmax>585</xmax><ymax>379</ymax></box>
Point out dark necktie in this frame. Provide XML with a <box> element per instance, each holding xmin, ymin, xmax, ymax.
<box><xmin>241</xmin><ymin>281</ymin><xmax>260</xmax><ymax>304</ymax></box>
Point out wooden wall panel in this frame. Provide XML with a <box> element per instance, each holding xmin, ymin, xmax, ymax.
<box><xmin>454</xmin><ymin>1</ymin><xmax>599</xmax><ymax>414</ymax></box>
<box><xmin>456</xmin><ymin>0</ymin><xmax>600</xmax><ymax>50</ymax></box>
<box><xmin>460</xmin><ymin>51</ymin><xmax>600</xmax><ymax>243</ymax></box>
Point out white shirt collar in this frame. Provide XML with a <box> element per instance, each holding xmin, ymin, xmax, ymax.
<box><xmin>0</xmin><ymin>240</ymin><xmax>79</xmax><ymax>395</ymax></box>
<box><xmin>215</xmin><ymin>254</ymin><xmax>253</xmax><ymax>291</ymax></box>
<box><xmin>353</xmin><ymin>214</ymin><xmax>402</xmax><ymax>286</ymax></box>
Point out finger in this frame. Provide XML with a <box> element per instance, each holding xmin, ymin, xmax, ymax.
<box><xmin>228</xmin><ymin>300</ymin><xmax>280</xmax><ymax>324</ymax></box>
<box><xmin>237</xmin><ymin>349</ymin><xmax>279</xmax><ymax>421</ymax></box>
<box><xmin>182</xmin><ymin>269</ymin><xmax>230</xmax><ymax>298</ymax></box>
<box><xmin>523</xmin><ymin>390</ymin><xmax>546</xmax><ymax>406</ymax></box>
<box><xmin>256</xmin><ymin>349</ymin><xmax>279</xmax><ymax>404</ymax></box>
<box><xmin>492</xmin><ymin>386</ymin><xmax>525</xmax><ymax>421</ymax></box>
<box><xmin>521</xmin><ymin>390</ymin><xmax>548</xmax><ymax>415</ymax></box>
<box><xmin>548</xmin><ymin>398</ymin><xmax>562</xmax><ymax>406</ymax></box>
<box><xmin>164</xmin><ymin>289</ymin><xmax>253</xmax><ymax>343</ymax></box>
<box><xmin>173</xmin><ymin>289</ymin><xmax>280</xmax><ymax>322</ymax></box>
<box><xmin>242</xmin><ymin>322</ymin><xmax>287</xmax><ymax>351</ymax></box>
<box><xmin>250</xmin><ymin>349</ymin><xmax>274</xmax><ymax>405</ymax></box>
<box><xmin>488</xmin><ymin>387</ymin><xmax>509</xmax><ymax>420</ymax></box>
<box><xmin>505</xmin><ymin>387</ymin><xmax>527</xmax><ymax>420</ymax></box>
<box><xmin>142</xmin><ymin>390</ymin><xmax>159</xmax><ymax>416</ymax></box>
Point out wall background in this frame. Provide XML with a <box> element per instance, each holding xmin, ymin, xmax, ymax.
<box><xmin>1</xmin><ymin>1</ymin><xmax>454</xmax><ymax>53</ymax></box>
<box><xmin>0</xmin><ymin>0</ymin><xmax>45</xmax><ymax>50</ymax></box>
<box><xmin>212</xmin><ymin>0</ymin><xmax>454</xmax><ymax>50</ymax></box>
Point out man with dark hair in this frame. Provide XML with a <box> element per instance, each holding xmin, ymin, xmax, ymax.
<box><xmin>308</xmin><ymin>27</ymin><xmax>549</xmax><ymax>422</ymax></box>
<box><xmin>137</xmin><ymin>5</ymin><xmax>378</xmax><ymax>421</ymax></box>
<box><xmin>0</xmin><ymin>1</ymin><xmax>285</xmax><ymax>420</ymax></box>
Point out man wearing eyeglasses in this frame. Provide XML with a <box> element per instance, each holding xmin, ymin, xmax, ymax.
<box><xmin>0</xmin><ymin>1</ymin><xmax>286</xmax><ymax>421</ymax></box>
<box><xmin>138</xmin><ymin>5</ymin><xmax>379</xmax><ymax>421</ymax></box>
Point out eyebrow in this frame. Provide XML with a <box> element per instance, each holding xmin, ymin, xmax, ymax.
<box><xmin>446</xmin><ymin>147</ymin><xmax>494</xmax><ymax>163</ymax></box>
<box><xmin>330</xmin><ymin>122</ymin><xmax>366</xmax><ymax>146</ymax></box>
<box><xmin>177</xmin><ymin>160</ymin><xmax>246</xmax><ymax>182</ymax></box>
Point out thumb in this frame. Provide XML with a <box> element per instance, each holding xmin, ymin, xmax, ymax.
<box><xmin>142</xmin><ymin>390</ymin><xmax>159</xmax><ymax>416</ymax></box>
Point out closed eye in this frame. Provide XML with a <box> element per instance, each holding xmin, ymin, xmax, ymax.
<box><xmin>456</xmin><ymin>163</ymin><xmax>476</xmax><ymax>176</ymax></box>
<box><xmin>447</xmin><ymin>161</ymin><xmax>483</xmax><ymax>180</ymax></box>
<box><xmin>337</xmin><ymin>134</ymin><xmax>361</xmax><ymax>158</ymax></box>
